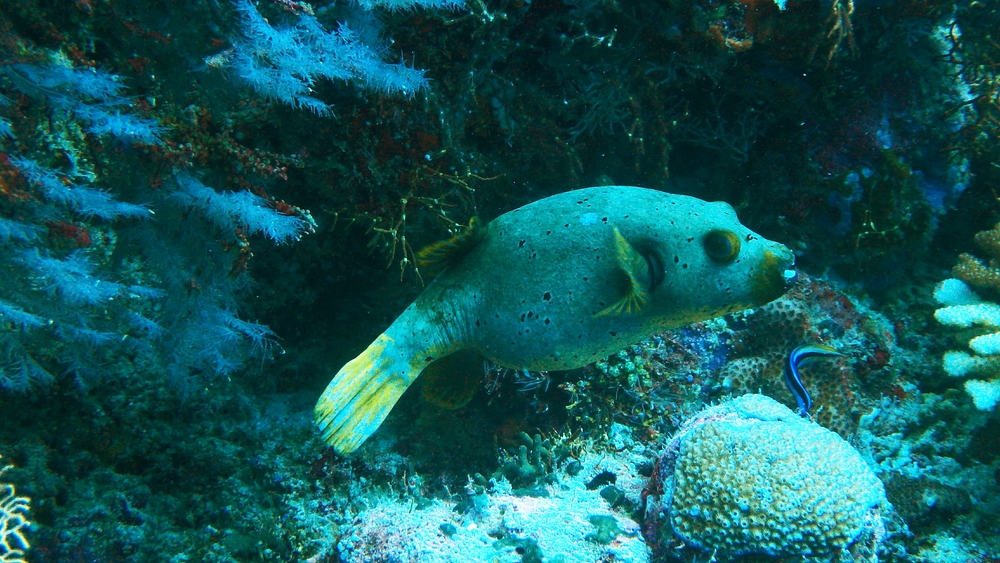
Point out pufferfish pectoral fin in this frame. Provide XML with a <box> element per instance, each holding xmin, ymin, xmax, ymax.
<box><xmin>314</xmin><ymin>333</ymin><xmax>420</xmax><ymax>454</ymax></box>
<box><xmin>420</xmin><ymin>349</ymin><xmax>485</xmax><ymax>410</ymax></box>
<box><xmin>596</xmin><ymin>227</ymin><xmax>650</xmax><ymax>317</ymax></box>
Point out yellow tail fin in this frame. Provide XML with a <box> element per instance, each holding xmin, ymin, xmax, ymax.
<box><xmin>314</xmin><ymin>334</ymin><xmax>420</xmax><ymax>454</ymax></box>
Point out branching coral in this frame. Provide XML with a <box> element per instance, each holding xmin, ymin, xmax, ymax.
<box><xmin>934</xmin><ymin>278</ymin><xmax>1000</xmax><ymax>410</ymax></box>
<box><xmin>934</xmin><ymin>222</ymin><xmax>1000</xmax><ymax>409</ymax></box>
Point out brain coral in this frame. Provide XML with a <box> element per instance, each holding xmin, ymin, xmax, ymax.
<box><xmin>644</xmin><ymin>394</ymin><xmax>888</xmax><ymax>563</ymax></box>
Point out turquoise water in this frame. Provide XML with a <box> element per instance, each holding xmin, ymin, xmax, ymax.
<box><xmin>0</xmin><ymin>0</ymin><xmax>997</xmax><ymax>561</ymax></box>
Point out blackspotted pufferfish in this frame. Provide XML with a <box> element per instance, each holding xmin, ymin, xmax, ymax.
<box><xmin>315</xmin><ymin>186</ymin><xmax>796</xmax><ymax>453</ymax></box>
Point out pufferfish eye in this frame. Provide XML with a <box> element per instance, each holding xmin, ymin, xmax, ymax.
<box><xmin>703</xmin><ymin>229</ymin><xmax>741</xmax><ymax>264</ymax></box>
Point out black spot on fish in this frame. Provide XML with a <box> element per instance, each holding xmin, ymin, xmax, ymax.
<box><xmin>518</xmin><ymin>240</ymin><xmax>526</xmax><ymax>248</ymax></box>
<box><xmin>683</xmin><ymin>264</ymin><xmax>689</xmax><ymax>269</ymax></box>
<box><xmin>674</xmin><ymin>255</ymin><xmax>679</xmax><ymax>263</ymax></box>
<box><xmin>531</xmin><ymin>252</ymin><xmax>537</xmax><ymax>258</ymax></box>
<box><xmin>686</xmin><ymin>237</ymin><xmax>694</xmax><ymax>242</ymax></box>
<box><xmin>564</xmin><ymin>223</ymin><xmax>570</xmax><ymax>228</ymax></box>
<box><xmin>543</xmin><ymin>292</ymin><xmax>552</xmax><ymax>301</ymax></box>
<box><xmin>527</xmin><ymin>311</ymin><xmax>534</xmax><ymax>318</ymax></box>
<box><xmin>544</xmin><ymin>318</ymin><xmax>551</xmax><ymax>325</ymax></box>
<box><xmin>475</xmin><ymin>319</ymin><xmax>481</xmax><ymax>327</ymax></box>
<box><xmin>520</xmin><ymin>313</ymin><xmax>526</xmax><ymax>322</ymax></box>
<box><xmin>424</xmin><ymin>356</ymin><xmax>433</xmax><ymax>362</ymax></box>
<box><xmin>583</xmin><ymin>276</ymin><xmax>589</xmax><ymax>281</ymax></box>
<box><xmin>602</xmin><ymin>217</ymin><xmax>608</xmax><ymax>223</ymax></box>
<box><xmin>609</xmin><ymin>331</ymin><xmax>618</xmax><ymax>337</ymax></box>
<box><xmin>546</xmin><ymin>230</ymin><xmax>551</xmax><ymax>235</ymax></box>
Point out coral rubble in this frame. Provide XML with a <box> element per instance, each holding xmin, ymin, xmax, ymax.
<box><xmin>337</xmin><ymin>463</ymin><xmax>648</xmax><ymax>563</ymax></box>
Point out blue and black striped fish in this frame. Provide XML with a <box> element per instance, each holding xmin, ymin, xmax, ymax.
<box><xmin>783</xmin><ymin>344</ymin><xmax>842</xmax><ymax>417</ymax></box>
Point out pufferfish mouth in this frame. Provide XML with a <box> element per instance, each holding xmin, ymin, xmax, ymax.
<box><xmin>750</xmin><ymin>246</ymin><xmax>797</xmax><ymax>305</ymax></box>
<box><xmin>783</xmin><ymin>267</ymin><xmax>798</xmax><ymax>286</ymax></box>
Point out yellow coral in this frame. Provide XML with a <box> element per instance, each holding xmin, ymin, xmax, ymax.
<box><xmin>953</xmin><ymin>223</ymin><xmax>1000</xmax><ymax>292</ymax></box>
<box><xmin>974</xmin><ymin>223</ymin><xmax>1000</xmax><ymax>258</ymax></box>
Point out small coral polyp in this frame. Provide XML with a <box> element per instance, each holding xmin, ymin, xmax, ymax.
<box><xmin>644</xmin><ymin>395</ymin><xmax>887</xmax><ymax>563</ymax></box>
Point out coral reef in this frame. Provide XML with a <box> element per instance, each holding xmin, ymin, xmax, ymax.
<box><xmin>856</xmin><ymin>390</ymin><xmax>1000</xmax><ymax>558</ymax></box>
<box><xmin>643</xmin><ymin>394</ymin><xmax>888</xmax><ymax>563</ymax></box>
<box><xmin>0</xmin><ymin>0</ymin><xmax>998</xmax><ymax>562</ymax></box>
<box><xmin>570</xmin><ymin>273</ymin><xmax>899</xmax><ymax>439</ymax></box>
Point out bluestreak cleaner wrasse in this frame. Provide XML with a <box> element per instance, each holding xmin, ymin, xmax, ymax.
<box><xmin>783</xmin><ymin>344</ymin><xmax>843</xmax><ymax>416</ymax></box>
<box><xmin>315</xmin><ymin>186</ymin><xmax>797</xmax><ymax>453</ymax></box>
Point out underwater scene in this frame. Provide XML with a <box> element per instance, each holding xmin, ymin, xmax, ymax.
<box><xmin>1</xmin><ymin>0</ymin><xmax>999</xmax><ymax>561</ymax></box>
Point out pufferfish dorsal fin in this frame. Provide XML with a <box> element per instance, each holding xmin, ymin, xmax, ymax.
<box><xmin>596</xmin><ymin>227</ymin><xmax>650</xmax><ymax>317</ymax></box>
<box><xmin>416</xmin><ymin>217</ymin><xmax>486</xmax><ymax>276</ymax></box>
